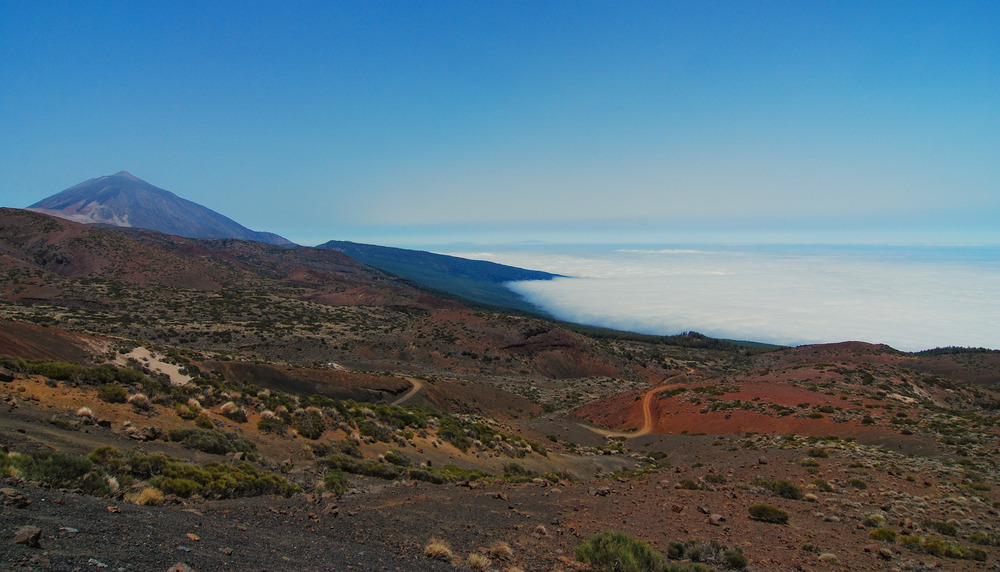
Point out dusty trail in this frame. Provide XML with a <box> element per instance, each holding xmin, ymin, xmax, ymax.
<box><xmin>578</xmin><ymin>367</ymin><xmax>696</xmax><ymax>438</ymax></box>
<box><xmin>391</xmin><ymin>377</ymin><xmax>426</xmax><ymax>406</ymax></box>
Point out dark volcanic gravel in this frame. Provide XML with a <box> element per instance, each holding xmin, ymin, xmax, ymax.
<box><xmin>0</xmin><ymin>481</ymin><xmax>454</xmax><ymax>571</ymax></box>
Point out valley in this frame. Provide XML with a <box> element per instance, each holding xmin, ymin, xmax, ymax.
<box><xmin>2</xmin><ymin>207</ymin><xmax>1000</xmax><ymax>571</ymax></box>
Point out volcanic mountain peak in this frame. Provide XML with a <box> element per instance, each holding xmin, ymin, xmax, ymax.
<box><xmin>113</xmin><ymin>170</ymin><xmax>141</xmax><ymax>180</ymax></box>
<box><xmin>28</xmin><ymin>171</ymin><xmax>294</xmax><ymax>246</ymax></box>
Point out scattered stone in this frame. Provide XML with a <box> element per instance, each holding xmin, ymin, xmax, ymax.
<box><xmin>186</xmin><ymin>533</ymin><xmax>200</xmax><ymax>542</ymax></box>
<box><xmin>670</xmin><ymin>504</ymin><xmax>684</xmax><ymax>514</ymax></box>
<box><xmin>87</xmin><ymin>558</ymin><xmax>108</xmax><ymax>568</ymax></box>
<box><xmin>219</xmin><ymin>547</ymin><xmax>233</xmax><ymax>556</ymax></box>
<box><xmin>709</xmin><ymin>514</ymin><xmax>726</xmax><ymax>526</ymax></box>
<box><xmin>697</xmin><ymin>505</ymin><xmax>710</xmax><ymax>514</ymax></box>
<box><xmin>494</xmin><ymin>492</ymin><xmax>510</xmax><ymax>501</ymax></box>
<box><xmin>878</xmin><ymin>547</ymin><xmax>893</xmax><ymax>560</ymax></box>
<box><xmin>142</xmin><ymin>426</ymin><xmax>165</xmax><ymax>441</ymax></box>
<box><xmin>13</xmin><ymin>525</ymin><xmax>42</xmax><ymax>548</ymax></box>
<box><xmin>758</xmin><ymin>456</ymin><xmax>769</xmax><ymax>465</ymax></box>
<box><xmin>107</xmin><ymin>506</ymin><xmax>120</xmax><ymax>513</ymax></box>
<box><xmin>589</xmin><ymin>487</ymin><xmax>611</xmax><ymax>497</ymax></box>
<box><xmin>1</xmin><ymin>487</ymin><xmax>31</xmax><ymax>508</ymax></box>
<box><xmin>166</xmin><ymin>564</ymin><xmax>193</xmax><ymax>572</ymax></box>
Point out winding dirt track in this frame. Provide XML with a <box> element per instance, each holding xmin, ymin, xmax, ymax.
<box><xmin>579</xmin><ymin>367</ymin><xmax>696</xmax><ymax>438</ymax></box>
<box><xmin>391</xmin><ymin>377</ymin><xmax>426</xmax><ymax>406</ymax></box>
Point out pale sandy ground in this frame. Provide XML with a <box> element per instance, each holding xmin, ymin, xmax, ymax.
<box><xmin>115</xmin><ymin>347</ymin><xmax>192</xmax><ymax>386</ymax></box>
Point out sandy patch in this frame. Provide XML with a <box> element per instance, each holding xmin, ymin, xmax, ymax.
<box><xmin>116</xmin><ymin>347</ymin><xmax>192</xmax><ymax>386</ymax></box>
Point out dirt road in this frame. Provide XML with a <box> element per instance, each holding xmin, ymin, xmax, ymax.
<box><xmin>391</xmin><ymin>377</ymin><xmax>426</xmax><ymax>406</ymax></box>
<box><xmin>579</xmin><ymin>368</ymin><xmax>695</xmax><ymax>438</ymax></box>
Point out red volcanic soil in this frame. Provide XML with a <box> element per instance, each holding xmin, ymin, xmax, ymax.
<box><xmin>575</xmin><ymin>384</ymin><xmax>894</xmax><ymax>438</ymax></box>
<box><xmin>0</xmin><ymin>318</ymin><xmax>105</xmax><ymax>362</ymax></box>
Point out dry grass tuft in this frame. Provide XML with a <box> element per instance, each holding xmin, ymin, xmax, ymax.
<box><xmin>424</xmin><ymin>538</ymin><xmax>453</xmax><ymax>561</ymax></box>
<box><xmin>127</xmin><ymin>393</ymin><xmax>150</xmax><ymax>410</ymax></box>
<box><xmin>76</xmin><ymin>406</ymin><xmax>94</xmax><ymax>418</ymax></box>
<box><xmin>126</xmin><ymin>487</ymin><xmax>165</xmax><ymax>506</ymax></box>
<box><xmin>487</xmin><ymin>541</ymin><xmax>514</xmax><ymax>560</ymax></box>
<box><xmin>467</xmin><ymin>553</ymin><xmax>492</xmax><ymax>570</ymax></box>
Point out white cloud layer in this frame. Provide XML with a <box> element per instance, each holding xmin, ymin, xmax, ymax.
<box><xmin>446</xmin><ymin>246</ymin><xmax>1000</xmax><ymax>352</ymax></box>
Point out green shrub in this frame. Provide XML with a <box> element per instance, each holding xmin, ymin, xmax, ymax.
<box><xmin>257</xmin><ymin>417</ymin><xmax>287</xmax><ymax>435</ymax></box>
<box><xmin>88</xmin><ymin>448</ymin><xmax>297</xmax><ymax>499</ymax></box>
<box><xmin>330</xmin><ymin>440</ymin><xmax>363</xmax><ymax>458</ymax></box>
<box><xmin>921</xmin><ymin>519</ymin><xmax>959</xmax><ymax>536</ymax></box>
<box><xmin>811</xmin><ymin>479</ymin><xmax>834</xmax><ymax>492</ymax></box>
<box><xmin>320</xmin><ymin>469</ymin><xmax>347</xmax><ymax>496</ymax></box>
<box><xmin>150</xmin><ymin>461</ymin><xmax>299</xmax><ymax>499</ymax></box>
<box><xmin>97</xmin><ymin>383</ymin><xmax>128</xmax><ymax>403</ymax></box>
<box><xmin>383</xmin><ymin>449</ymin><xmax>411</xmax><ymax>467</ymax></box>
<box><xmin>901</xmin><ymin>535</ymin><xmax>988</xmax><ymax>561</ymax></box>
<box><xmin>357</xmin><ymin>420</ymin><xmax>393</xmax><ymax>443</ymax></box>
<box><xmin>665</xmin><ymin>539</ymin><xmax>748</xmax><ymax>570</ymax></box>
<box><xmin>753</xmin><ymin>477</ymin><xmax>803</xmax><ymax>500</ymax></box>
<box><xmin>435</xmin><ymin>464</ymin><xmax>493</xmax><ymax>482</ymax></box>
<box><xmin>408</xmin><ymin>468</ymin><xmax>450</xmax><ymax>485</ymax></box>
<box><xmin>968</xmin><ymin>531</ymin><xmax>1000</xmax><ymax>546</ymax></box>
<box><xmin>677</xmin><ymin>479</ymin><xmax>701</xmax><ymax>490</ymax></box>
<box><xmin>173</xmin><ymin>402</ymin><xmax>198</xmax><ymax>419</ymax></box>
<box><xmin>862</xmin><ymin>514</ymin><xmax>887</xmax><ymax>528</ymax></box>
<box><xmin>167</xmin><ymin>428</ymin><xmax>256</xmax><ymax>455</ymax></box>
<box><xmin>870</xmin><ymin>528</ymin><xmax>897</xmax><ymax>542</ymax></box>
<box><xmin>704</xmin><ymin>474</ymin><xmax>727</xmax><ymax>485</ymax></box>
<box><xmin>662</xmin><ymin>564</ymin><xmax>715</xmax><ymax>572</ymax></box>
<box><xmin>317</xmin><ymin>454</ymin><xmax>404</xmax><ymax>480</ymax></box>
<box><xmin>294</xmin><ymin>409</ymin><xmax>325</xmax><ymax>440</ymax></box>
<box><xmin>748</xmin><ymin>504</ymin><xmax>788</xmax><ymax>524</ymax></box>
<box><xmin>17</xmin><ymin>450</ymin><xmax>110</xmax><ymax>494</ymax></box>
<box><xmin>575</xmin><ymin>531</ymin><xmax>663</xmax><ymax>572</ymax></box>
<box><xmin>436</xmin><ymin>418</ymin><xmax>471</xmax><ymax>451</ymax></box>
<box><xmin>807</xmin><ymin>448</ymin><xmax>829</xmax><ymax>458</ymax></box>
<box><xmin>848</xmin><ymin>479</ymin><xmax>868</xmax><ymax>490</ymax></box>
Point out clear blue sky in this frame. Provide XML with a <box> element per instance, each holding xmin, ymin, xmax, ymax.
<box><xmin>2</xmin><ymin>1</ymin><xmax>998</xmax><ymax>247</ymax></box>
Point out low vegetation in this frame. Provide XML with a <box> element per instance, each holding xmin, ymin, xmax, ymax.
<box><xmin>748</xmin><ymin>504</ymin><xmax>789</xmax><ymax>524</ymax></box>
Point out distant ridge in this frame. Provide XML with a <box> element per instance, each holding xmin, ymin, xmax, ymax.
<box><xmin>28</xmin><ymin>171</ymin><xmax>295</xmax><ymax>246</ymax></box>
<box><xmin>317</xmin><ymin>240</ymin><xmax>562</xmax><ymax>314</ymax></box>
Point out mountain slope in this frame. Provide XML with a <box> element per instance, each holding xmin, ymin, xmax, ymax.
<box><xmin>317</xmin><ymin>240</ymin><xmax>562</xmax><ymax>314</ymax></box>
<box><xmin>28</xmin><ymin>171</ymin><xmax>294</xmax><ymax>246</ymax></box>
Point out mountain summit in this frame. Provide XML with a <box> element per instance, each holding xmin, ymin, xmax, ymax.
<box><xmin>28</xmin><ymin>171</ymin><xmax>294</xmax><ymax>246</ymax></box>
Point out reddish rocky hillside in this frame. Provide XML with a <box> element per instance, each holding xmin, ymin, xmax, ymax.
<box><xmin>0</xmin><ymin>208</ymin><xmax>660</xmax><ymax>384</ymax></box>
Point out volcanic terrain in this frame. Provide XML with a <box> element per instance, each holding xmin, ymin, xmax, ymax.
<box><xmin>1</xmin><ymin>207</ymin><xmax>999</xmax><ymax>571</ymax></box>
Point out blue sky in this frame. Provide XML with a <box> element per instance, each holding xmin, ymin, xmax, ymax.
<box><xmin>2</xmin><ymin>1</ymin><xmax>998</xmax><ymax>247</ymax></box>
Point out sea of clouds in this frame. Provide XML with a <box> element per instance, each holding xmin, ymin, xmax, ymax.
<box><xmin>443</xmin><ymin>245</ymin><xmax>1000</xmax><ymax>352</ymax></box>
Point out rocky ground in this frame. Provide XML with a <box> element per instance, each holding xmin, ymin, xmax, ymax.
<box><xmin>4</xmin><ymin>402</ymin><xmax>1000</xmax><ymax>571</ymax></box>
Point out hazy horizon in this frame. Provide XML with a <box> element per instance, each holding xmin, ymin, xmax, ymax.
<box><xmin>2</xmin><ymin>2</ymin><xmax>998</xmax><ymax>248</ymax></box>
<box><xmin>446</xmin><ymin>243</ymin><xmax>1000</xmax><ymax>353</ymax></box>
